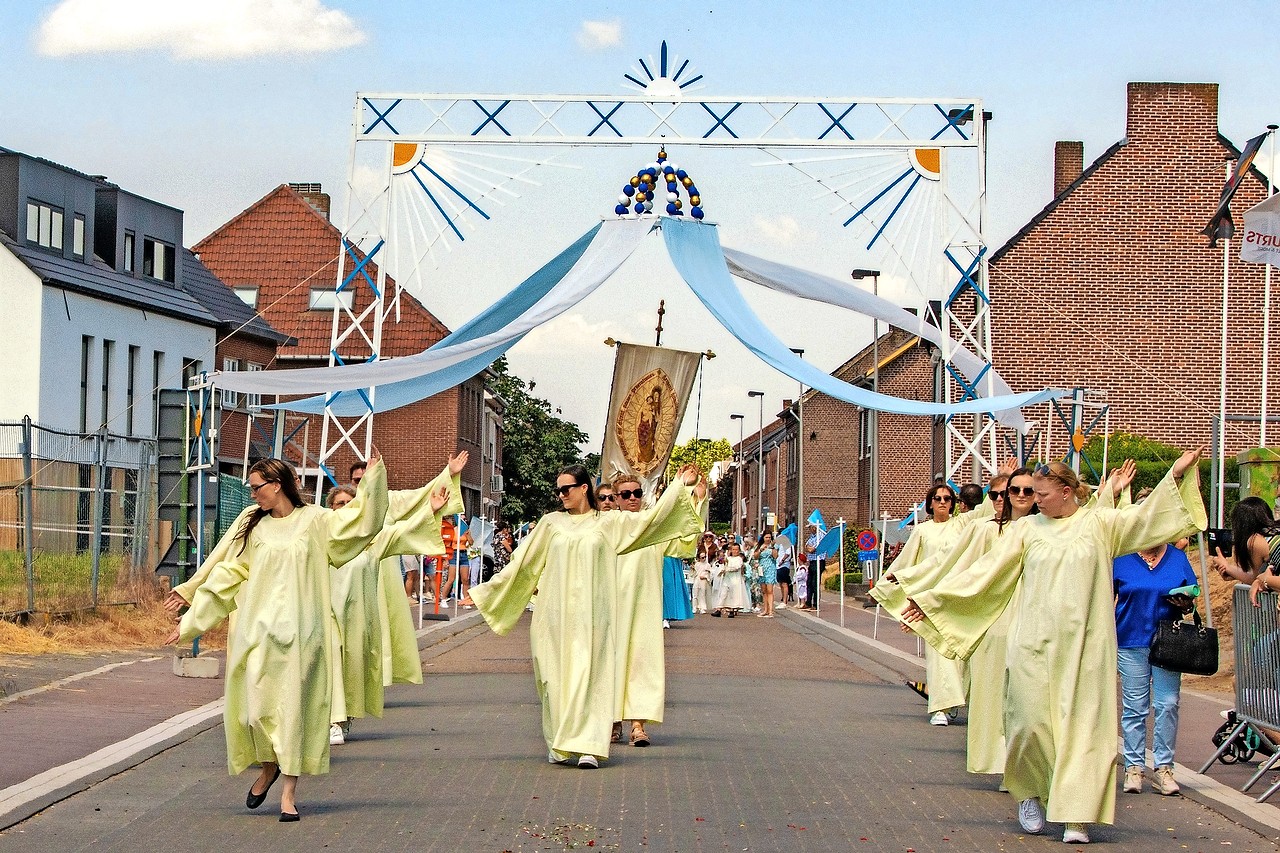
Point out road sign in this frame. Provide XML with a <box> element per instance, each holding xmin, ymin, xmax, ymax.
<box><xmin>857</xmin><ymin>529</ymin><xmax>879</xmax><ymax>551</ymax></box>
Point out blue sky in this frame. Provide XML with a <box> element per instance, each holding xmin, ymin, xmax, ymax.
<box><xmin>4</xmin><ymin>0</ymin><xmax>1279</xmax><ymax>450</ymax></box>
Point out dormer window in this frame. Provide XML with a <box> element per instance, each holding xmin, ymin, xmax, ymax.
<box><xmin>142</xmin><ymin>236</ymin><xmax>175</xmax><ymax>283</ymax></box>
<box><xmin>234</xmin><ymin>286</ymin><xmax>259</xmax><ymax>308</ymax></box>
<box><xmin>309</xmin><ymin>288</ymin><xmax>354</xmax><ymax>311</ymax></box>
<box><xmin>25</xmin><ymin>200</ymin><xmax>64</xmax><ymax>250</ymax></box>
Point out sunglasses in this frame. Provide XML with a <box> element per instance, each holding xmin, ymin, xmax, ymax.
<box><xmin>1034</xmin><ymin>464</ymin><xmax>1052</xmax><ymax>476</ymax></box>
<box><xmin>599</xmin><ymin>494</ymin><xmax>616</xmax><ymax>502</ymax></box>
<box><xmin>248</xmin><ymin>480</ymin><xmax>275</xmax><ymax>494</ymax></box>
<box><xmin>932</xmin><ymin>495</ymin><xmax>954</xmax><ymax>504</ymax></box>
<box><xmin>988</xmin><ymin>489</ymin><xmax>1007</xmax><ymax>501</ymax></box>
<box><xmin>1008</xmin><ymin>486</ymin><xmax>1035</xmax><ymax>497</ymax></box>
<box><xmin>555</xmin><ymin>484</ymin><xmax>583</xmax><ymax>496</ymax></box>
<box><xmin>617</xmin><ymin>488</ymin><xmax>643</xmax><ymax>500</ymax></box>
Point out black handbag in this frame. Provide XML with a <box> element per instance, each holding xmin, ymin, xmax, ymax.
<box><xmin>1149</xmin><ymin>609</ymin><xmax>1219</xmax><ymax>676</ymax></box>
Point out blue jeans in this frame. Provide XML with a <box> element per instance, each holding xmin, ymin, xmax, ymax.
<box><xmin>1117</xmin><ymin>646</ymin><xmax>1182</xmax><ymax>768</ymax></box>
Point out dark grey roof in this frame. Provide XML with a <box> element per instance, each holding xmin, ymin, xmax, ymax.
<box><xmin>1</xmin><ymin>233</ymin><xmax>218</xmax><ymax>326</ymax></box>
<box><xmin>180</xmin><ymin>250</ymin><xmax>293</xmax><ymax>345</ymax></box>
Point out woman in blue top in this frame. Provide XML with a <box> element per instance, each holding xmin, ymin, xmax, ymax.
<box><xmin>1113</xmin><ymin>490</ymin><xmax>1198</xmax><ymax>798</ymax></box>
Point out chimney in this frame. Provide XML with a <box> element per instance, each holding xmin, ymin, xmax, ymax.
<box><xmin>1126</xmin><ymin>82</ymin><xmax>1218</xmax><ymax>142</ymax></box>
<box><xmin>1053</xmin><ymin>141</ymin><xmax>1084</xmax><ymax>196</ymax></box>
<box><xmin>289</xmin><ymin>182</ymin><xmax>331</xmax><ymax>220</ymax></box>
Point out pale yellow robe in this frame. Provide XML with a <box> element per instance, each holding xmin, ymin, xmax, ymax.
<box><xmin>613</xmin><ymin>519</ymin><xmax>701</xmax><ymax>725</ymax></box>
<box><xmin>177</xmin><ymin>461</ymin><xmax>388</xmax><ymax>777</ymax></box>
<box><xmin>330</xmin><ymin>474</ymin><xmax>453</xmax><ymax>719</ymax></box>
<box><xmin>893</xmin><ymin>516</ymin><xmax>968</xmax><ymax>713</ymax></box>
<box><xmin>469</xmin><ymin>483</ymin><xmax>702</xmax><ymax>760</ymax></box>
<box><xmin>910</xmin><ymin>469</ymin><xmax>1206</xmax><ymax>825</ymax></box>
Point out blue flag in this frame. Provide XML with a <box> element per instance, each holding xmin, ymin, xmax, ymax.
<box><xmin>815</xmin><ymin>524</ymin><xmax>844</xmax><ymax>559</ymax></box>
<box><xmin>807</xmin><ymin>508</ymin><xmax>826</xmax><ymax>532</ymax></box>
<box><xmin>777</xmin><ymin>523</ymin><xmax>797</xmax><ymax>545</ymax></box>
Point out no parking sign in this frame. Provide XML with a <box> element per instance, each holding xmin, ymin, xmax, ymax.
<box><xmin>857</xmin><ymin>529</ymin><xmax>879</xmax><ymax>562</ymax></box>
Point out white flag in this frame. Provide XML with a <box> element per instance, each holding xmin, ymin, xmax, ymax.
<box><xmin>1241</xmin><ymin>193</ymin><xmax>1280</xmax><ymax>267</ymax></box>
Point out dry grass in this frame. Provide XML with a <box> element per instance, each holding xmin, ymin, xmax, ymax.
<box><xmin>0</xmin><ymin>580</ymin><xmax>226</xmax><ymax>655</ymax></box>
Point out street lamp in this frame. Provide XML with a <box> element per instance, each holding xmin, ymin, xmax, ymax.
<box><xmin>730</xmin><ymin>413</ymin><xmax>745</xmax><ymax>537</ymax></box>
<box><xmin>851</xmin><ymin>270</ymin><xmax>881</xmax><ymax>524</ymax></box>
<box><xmin>786</xmin><ymin>349</ymin><xmax>804</xmax><ymax>545</ymax></box>
<box><xmin>747</xmin><ymin>390</ymin><xmax>765</xmax><ymax>536</ymax></box>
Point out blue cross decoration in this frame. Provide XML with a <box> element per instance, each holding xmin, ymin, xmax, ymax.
<box><xmin>340</xmin><ymin>238</ymin><xmax>383</xmax><ymax>299</ymax></box>
<box><xmin>931</xmin><ymin>103</ymin><xmax>973</xmax><ymax>141</ymax></box>
<box><xmin>471</xmin><ymin>100</ymin><xmax>512</xmax><ymax>137</ymax></box>
<box><xmin>701</xmin><ymin>102</ymin><xmax>742</xmax><ymax>139</ymax></box>
<box><xmin>587</xmin><ymin>101</ymin><xmax>625</xmax><ymax>138</ymax></box>
<box><xmin>362</xmin><ymin>98</ymin><xmax>401</xmax><ymax>135</ymax></box>
<box><xmin>818</xmin><ymin>103</ymin><xmax>858</xmax><ymax>140</ymax></box>
<box><xmin>944</xmin><ymin>247</ymin><xmax>988</xmax><ymax>305</ymax></box>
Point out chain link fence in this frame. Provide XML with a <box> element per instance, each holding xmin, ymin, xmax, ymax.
<box><xmin>0</xmin><ymin>417</ymin><xmax>157</xmax><ymax>616</ymax></box>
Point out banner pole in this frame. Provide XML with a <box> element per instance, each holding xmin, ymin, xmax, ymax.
<box><xmin>1262</xmin><ymin>127</ymin><xmax>1277</xmax><ymax>447</ymax></box>
<box><xmin>1218</xmin><ymin>159</ymin><xmax>1232</xmax><ymax>528</ymax></box>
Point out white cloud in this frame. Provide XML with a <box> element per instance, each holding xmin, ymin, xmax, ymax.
<box><xmin>35</xmin><ymin>0</ymin><xmax>367</xmax><ymax>60</ymax></box>
<box><xmin>576</xmin><ymin>19</ymin><xmax>622</xmax><ymax>51</ymax></box>
<box><xmin>752</xmin><ymin>214</ymin><xmax>801</xmax><ymax>245</ymax></box>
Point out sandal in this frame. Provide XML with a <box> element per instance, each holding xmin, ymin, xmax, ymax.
<box><xmin>630</xmin><ymin>725</ymin><xmax>651</xmax><ymax>747</ymax></box>
<box><xmin>611</xmin><ymin>722</ymin><xmax>624</xmax><ymax>743</ymax></box>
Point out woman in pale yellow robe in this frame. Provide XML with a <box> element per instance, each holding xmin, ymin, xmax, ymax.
<box><xmin>470</xmin><ymin>463</ymin><xmax>706</xmax><ymax>769</ymax></box>
<box><xmin>166</xmin><ymin>456</ymin><xmax>390</xmax><ymax>821</ymax></box>
<box><xmin>891</xmin><ymin>483</ymin><xmax>967</xmax><ymax>724</ymax></box>
<box><xmin>327</xmin><ymin>457</ymin><xmax>461</xmax><ymax>728</ymax></box>
<box><xmin>902</xmin><ymin>450</ymin><xmax>1205</xmax><ymax>845</ymax></box>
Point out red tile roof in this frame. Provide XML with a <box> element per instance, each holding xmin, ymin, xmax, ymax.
<box><xmin>193</xmin><ymin>185</ymin><xmax>450</xmax><ymax>360</ymax></box>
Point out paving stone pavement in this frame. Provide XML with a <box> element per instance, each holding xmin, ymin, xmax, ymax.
<box><xmin>0</xmin><ymin>612</ymin><xmax>1275</xmax><ymax>852</ymax></box>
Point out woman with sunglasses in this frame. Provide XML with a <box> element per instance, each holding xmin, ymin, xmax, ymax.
<box><xmin>164</xmin><ymin>453</ymin><xmax>390</xmax><ymax>821</ymax></box>
<box><xmin>889</xmin><ymin>482</ymin><xmax>967</xmax><ymax>726</ymax></box>
<box><xmin>902</xmin><ymin>449</ymin><xmax>1205</xmax><ymax>845</ymax></box>
<box><xmin>469</xmin><ymin>463</ymin><xmax>706</xmax><ymax>769</ymax></box>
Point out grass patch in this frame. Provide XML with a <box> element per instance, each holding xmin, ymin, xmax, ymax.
<box><xmin>0</xmin><ymin>549</ymin><xmax>127</xmax><ymax>613</ymax></box>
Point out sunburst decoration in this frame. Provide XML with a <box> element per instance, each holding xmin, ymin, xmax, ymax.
<box><xmin>622</xmin><ymin>41</ymin><xmax>704</xmax><ymax>99</ymax></box>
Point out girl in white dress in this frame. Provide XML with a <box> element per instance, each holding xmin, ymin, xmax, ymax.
<box><xmin>712</xmin><ymin>542</ymin><xmax>749</xmax><ymax>617</ymax></box>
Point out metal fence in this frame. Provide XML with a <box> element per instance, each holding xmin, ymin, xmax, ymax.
<box><xmin>1199</xmin><ymin>584</ymin><xmax>1280</xmax><ymax>801</ymax></box>
<box><xmin>0</xmin><ymin>417</ymin><xmax>157</xmax><ymax>616</ymax></box>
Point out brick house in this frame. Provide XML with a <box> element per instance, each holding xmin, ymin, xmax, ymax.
<box><xmin>734</xmin><ymin>81</ymin><xmax>1276</xmax><ymax>532</ymax></box>
<box><xmin>192</xmin><ymin>184</ymin><xmax>498</xmax><ymax>514</ymax></box>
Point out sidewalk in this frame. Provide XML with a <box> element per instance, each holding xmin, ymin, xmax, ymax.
<box><xmin>1</xmin><ymin>608</ymin><xmax>1275</xmax><ymax>851</ymax></box>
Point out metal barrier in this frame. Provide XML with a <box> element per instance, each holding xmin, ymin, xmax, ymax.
<box><xmin>1199</xmin><ymin>584</ymin><xmax>1280</xmax><ymax>801</ymax></box>
<box><xmin>0</xmin><ymin>417</ymin><xmax>157</xmax><ymax>615</ymax></box>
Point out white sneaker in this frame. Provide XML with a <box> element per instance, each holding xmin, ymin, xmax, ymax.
<box><xmin>929</xmin><ymin>711</ymin><xmax>949</xmax><ymax>726</ymax></box>
<box><xmin>1062</xmin><ymin>823</ymin><xmax>1089</xmax><ymax>844</ymax></box>
<box><xmin>1123</xmin><ymin>765</ymin><xmax>1143</xmax><ymax>793</ymax></box>
<box><xmin>776</xmin><ymin>603</ymin><xmax>786</xmax><ymax>609</ymax></box>
<box><xmin>1152</xmin><ymin>765</ymin><xmax>1180</xmax><ymax>796</ymax></box>
<box><xmin>1017</xmin><ymin>798</ymin><xmax>1045</xmax><ymax>834</ymax></box>
<box><xmin>577</xmin><ymin>755</ymin><xmax>599</xmax><ymax>769</ymax></box>
<box><xmin>547</xmin><ymin>749</ymin><xmax>572</xmax><ymax>765</ymax></box>
<box><xmin>329</xmin><ymin>723</ymin><xmax>345</xmax><ymax>745</ymax></box>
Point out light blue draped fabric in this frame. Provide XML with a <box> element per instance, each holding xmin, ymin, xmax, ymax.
<box><xmin>261</xmin><ymin>221</ymin><xmax>651</xmax><ymax>415</ymax></box>
<box><xmin>661</xmin><ymin>217</ymin><xmax>1066</xmax><ymax>417</ymax></box>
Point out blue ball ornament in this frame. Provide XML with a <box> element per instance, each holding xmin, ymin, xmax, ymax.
<box><xmin>666</xmin><ymin>202</ymin><xmax>678</xmax><ymax>215</ymax></box>
<box><xmin>663</xmin><ymin>165</ymin><xmax>674</xmax><ymax>174</ymax></box>
<box><xmin>633</xmin><ymin>202</ymin><xmax>645</xmax><ymax>214</ymax></box>
<box><xmin>691</xmin><ymin>206</ymin><xmax>704</xmax><ymax>219</ymax></box>
<box><xmin>676</xmin><ymin>169</ymin><xmax>688</xmax><ymax>180</ymax></box>
<box><xmin>623</xmin><ymin>185</ymin><xmax>635</xmax><ymax>197</ymax></box>
<box><xmin>615</xmin><ymin>204</ymin><xmax>628</xmax><ymax>216</ymax></box>
<box><xmin>687</xmin><ymin>185</ymin><xmax>698</xmax><ymax>196</ymax></box>
<box><xmin>667</xmin><ymin>182</ymin><xmax>678</xmax><ymax>193</ymax></box>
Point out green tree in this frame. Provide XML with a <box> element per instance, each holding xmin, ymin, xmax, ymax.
<box><xmin>489</xmin><ymin>357</ymin><xmax>592</xmax><ymax>523</ymax></box>
<box><xmin>665</xmin><ymin>437</ymin><xmax>733</xmax><ymax>478</ymax></box>
<box><xmin>708</xmin><ymin>474</ymin><xmax>735</xmax><ymax>528</ymax></box>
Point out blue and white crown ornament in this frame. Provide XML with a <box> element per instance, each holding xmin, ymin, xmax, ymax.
<box><xmin>610</xmin><ymin>148</ymin><xmax>704</xmax><ymax>220</ymax></box>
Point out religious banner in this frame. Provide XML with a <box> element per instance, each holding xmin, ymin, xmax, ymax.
<box><xmin>600</xmin><ymin>342</ymin><xmax>703</xmax><ymax>497</ymax></box>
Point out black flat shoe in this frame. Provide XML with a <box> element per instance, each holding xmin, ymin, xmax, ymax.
<box><xmin>279</xmin><ymin>810</ymin><xmax>299</xmax><ymax>823</ymax></box>
<box><xmin>245</xmin><ymin>766</ymin><xmax>281</xmax><ymax>810</ymax></box>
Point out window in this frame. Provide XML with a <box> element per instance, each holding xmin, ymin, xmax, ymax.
<box><xmin>123</xmin><ymin>231</ymin><xmax>135</xmax><ymax>273</ymax></box>
<box><xmin>73</xmin><ymin>215</ymin><xmax>85</xmax><ymax>259</ymax></box>
<box><xmin>100</xmin><ymin>340</ymin><xmax>114</xmax><ymax>429</ymax></box>
<box><xmin>152</xmin><ymin>351</ymin><xmax>164</xmax><ymax>431</ymax></box>
<box><xmin>143</xmin><ymin>237</ymin><xmax>175</xmax><ymax>282</ymax></box>
<box><xmin>309</xmin><ymin>288</ymin><xmax>353</xmax><ymax>311</ymax></box>
<box><xmin>246</xmin><ymin>363</ymin><xmax>263</xmax><ymax>409</ymax></box>
<box><xmin>182</xmin><ymin>358</ymin><xmax>202</xmax><ymax>388</ymax></box>
<box><xmin>221</xmin><ymin>358</ymin><xmax>240</xmax><ymax>408</ymax></box>
<box><xmin>859</xmin><ymin>409</ymin><xmax>872</xmax><ymax>459</ymax></box>
<box><xmin>126</xmin><ymin>345</ymin><xmax>139</xmax><ymax>435</ymax></box>
<box><xmin>79</xmin><ymin>336</ymin><xmax>93</xmax><ymax>433</ymax></box>
<box><xmin>233</xmin><ymin>286</ymin><xmax>258</xmax><ymax>308</ymax></box>
<box><xmin>25</xmin><ymin>200</ymin><xmax>64</xmax><ymax>250</ymax></box>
